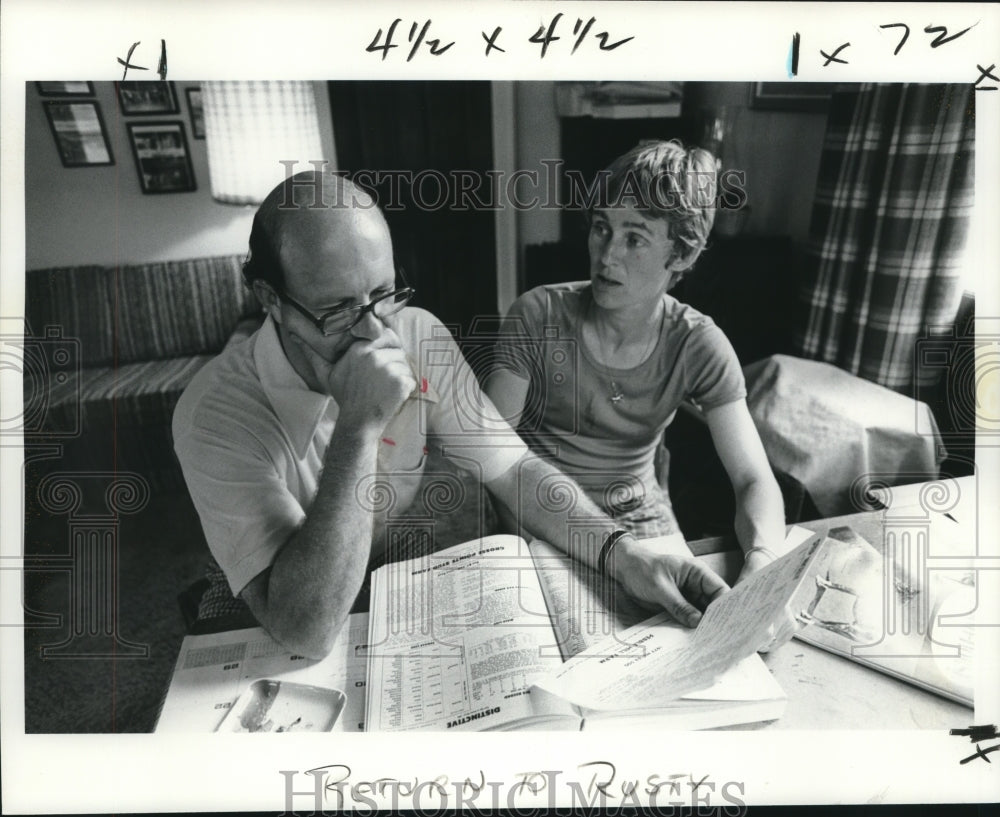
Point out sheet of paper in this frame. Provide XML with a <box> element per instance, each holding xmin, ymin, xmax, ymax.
<box><xmin>681</xmin><ymin>653</ymin><xmax>786</xmax><ymax>702</ymax></box>
<box><xmin>527</xmin><ymin>538</ymin><xmax>661</xmax><ymax>659</ymax></box>
<box><xmin>365</xmin><ymin>535</ymin><xmax>573</xmax><ymax>731</ymax></box>
<box><xmin>784</xmin><ymin>524</ymin><xmax>818</xmax><ymax>552</ymax></box>
<box><xmin>533</xmin><ymin>534</ymin><xmax>826</xmax><ymax>709</ymax></box>
<box><xmin>156</xmin><ymin>613</ymin><xmax>369</xmax><ymax>732</ymax></box>
<box><xmin>530</xmin><ymin>527</ymin><xmax>820</xmax><ymax>702</ymax></box>
<box><xmin>533</xmin><ymin>611</ymin><xmax>785</xmax><ymax>711</ymax></box>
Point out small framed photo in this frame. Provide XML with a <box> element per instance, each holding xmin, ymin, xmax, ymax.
<box><xmin>36</xmin><ymin>81</ymin><xmax>94</xmax><ymax>97</ymax></box>
<box><xmin>185</xmin><ymin>87</ymin><xmax>205</xmax><ymax>139</ymax></box>
<box><xmin>117</xmin><ymin>81</ymin><xmax>179</xmax><ymax>115</ymax></box>
<box><xmin>126</xmin><ymin>121</ymin><xmax>196</xmax><ymax>193</ymax></box>
<box><xmin>749</xmin><ymin>82</ymin><xmax>833</xmax><ymax>113</ymax></box>
<box><xmin>43</xmin><ymin>101</ymin><xmax>114</xmax><ymax>167</ymax></box>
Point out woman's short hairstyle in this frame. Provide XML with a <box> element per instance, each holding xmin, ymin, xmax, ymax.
<box><xmin>591</xmin><ymin>139</ymin><xmax>718</xmax><ymax>273</ymax></box>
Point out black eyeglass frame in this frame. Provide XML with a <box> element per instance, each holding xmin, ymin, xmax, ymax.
<box><xmin>274</xmin><ymin>285</ymin><xmax>416</xmax><ymax>336</ymax></box>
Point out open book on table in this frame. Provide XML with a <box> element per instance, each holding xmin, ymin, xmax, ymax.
<box><xmin>364</xmin><ymin>531</ymin><xmax>831</xmax><ymax>732</ymax></box>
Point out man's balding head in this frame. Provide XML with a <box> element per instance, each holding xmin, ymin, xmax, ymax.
<box><xmin>243</xmin><ymin>170</ymin><xmax>401</xmax><ymax>387</ymax></box>
<box><xmin>243</xmin><ymin>171</ymin><xmax>390</xmax><ymax>296</ymax></box>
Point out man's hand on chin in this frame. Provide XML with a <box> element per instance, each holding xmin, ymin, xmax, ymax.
<box><xmin>291</xmin><ymin>330</ymin><xmax>417</xmax><ymax>429</ymax></box>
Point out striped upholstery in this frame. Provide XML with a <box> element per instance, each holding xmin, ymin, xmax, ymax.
<box><xmin>40</xmin><ymin>356</ymin><xmax>218</xmax><ymax>490</ymax></box>
<box><xmin>113</xmin><ymin>257</ymin><xmax>259</xmax><ymax>364</ymax></box>
<box><xmin>25</xmin><ymin>256</ymin><xmax>263</xmax><ymax>488</ymax></box>
<box><xmin>44</xmin><ymin>356</ymin><xmax>216</xmax><ymax>430</ymax></box>
<box><xmin>25</xmin><ymin>265</ymin><xmax>117</xmax><ymax>367</ymax></box>
<box><xmin>26</xmin><ymin>256</ymin><xmax>260</xmax><ymax>367</ymax></box>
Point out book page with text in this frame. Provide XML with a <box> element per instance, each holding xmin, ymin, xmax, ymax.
<box><xmin>365</xmin><ymin>535</ymin><xmax>575</xmax><ymax>731</ymax></box>
<box><xmin>527</xmin><ymin>538</ymin><xmax>681</xmax><ymax>659</ymax></box>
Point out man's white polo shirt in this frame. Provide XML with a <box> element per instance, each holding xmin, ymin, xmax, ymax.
<box><xmin>172</xmin><ymin>308</ymin><xmax>526</xmax><ymax>595</ymax></box>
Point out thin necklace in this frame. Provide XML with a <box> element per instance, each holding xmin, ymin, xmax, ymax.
<box><xmin>589</xmin><ymin>302</ymin><xmax>663</xmax><ymax>407</ymax></box>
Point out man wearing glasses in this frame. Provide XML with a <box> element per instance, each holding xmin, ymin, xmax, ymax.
<box><xmin>173</xmin><ymin>171</ymin><xmax>727</xmax><ymax>659</ymax></box>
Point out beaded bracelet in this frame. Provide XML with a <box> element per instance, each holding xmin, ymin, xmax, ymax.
<box><xmin>598</xmin><ymin>529</ymin><xmax>631</xmax><ymax>576</ymax></box>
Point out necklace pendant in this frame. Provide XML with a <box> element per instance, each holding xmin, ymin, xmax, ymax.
<box><xmin>609</xmin><ymin>380</ymin><xmax>624</xmax><ymax>404</ymax></box>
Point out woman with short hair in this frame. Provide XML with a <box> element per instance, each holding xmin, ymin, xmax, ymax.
<box><xmin>486</xmin><ymin>140</ymin><xmax>784</xmax><ymax>582</ymax></box>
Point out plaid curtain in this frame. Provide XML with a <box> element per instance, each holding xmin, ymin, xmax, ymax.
<box><xmin>794</xmin><ymin>84</ymin><xmax>974</xmax><ymax>395</ymax></box>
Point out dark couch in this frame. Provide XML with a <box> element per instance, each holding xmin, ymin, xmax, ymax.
<box><xmin>24</xmin><ymin>255</ymin><xmax>263</xmax><ymax>489</ymax></box>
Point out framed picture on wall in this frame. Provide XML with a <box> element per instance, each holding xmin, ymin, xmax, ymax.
<box><xmin>185</xmin><ymin>87</ymin><xmax>205</xmax><ymax>139</ymax></box>
<box><xmin>43</xmin><ymin>101</ymin><xmax>114</xmax><ymax>167</ymax></box>
<box><xmin>126</xmin><ymin>121</ymin><xmax>196</xmax><ymax>193</ymax></box>
<box><xmin>749</xmin><ymin>82</ymin><xmax>832</xmax><ymax>112</ymax></box>
<box><xmin>36</xmin><ymin>81</ymin><xmax>94</xmax><ymax>96</ymax></box>
<box><xmin>117</xmin><ymin>81</ymin><xmax>179</xmax><ymax>115</ymax></box>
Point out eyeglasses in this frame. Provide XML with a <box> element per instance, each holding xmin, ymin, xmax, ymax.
<box><xmin>275</xmin><ymin>285</ymin><xmax>415</xmax><ymax>336</ymax></box>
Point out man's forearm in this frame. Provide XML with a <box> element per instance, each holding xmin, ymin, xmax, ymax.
<box><xmin>258</xmin><ymin>420</ymin><xmax>382</xmax><ymax>657</ymax></box>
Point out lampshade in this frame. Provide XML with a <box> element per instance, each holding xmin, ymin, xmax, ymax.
<box><xmin>202</xmin><ymin>81</ymin><xmax>326</xmax><ymax>205</ymax></box>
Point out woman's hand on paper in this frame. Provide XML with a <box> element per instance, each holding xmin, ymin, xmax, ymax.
<box><xmin>611</xmin><ymin>537</ymin><xmax>729</xmax><ymax>628</ymax></box>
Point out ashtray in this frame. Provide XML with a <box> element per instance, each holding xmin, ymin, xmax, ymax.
<box><xmin>218</xmin><ymin>679</ymin><xmax>346</xmax><ymax>733</ymax></box>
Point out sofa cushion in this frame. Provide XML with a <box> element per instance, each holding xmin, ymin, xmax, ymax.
<box><xmin>44</xmin><ymin>355</ymin><xmax>214</xmax><ymax>434</ymax></box>
<box><xmin>26</xmin><ymin>256</ymin><xmax>260</xmax><ymax>367</ymax></box>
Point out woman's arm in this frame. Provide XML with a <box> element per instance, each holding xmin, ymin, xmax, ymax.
<box><xmin>483</xmin><ymin>367</ymin><xmax>530</xmax><ymax>429</ymax></box>
<box><xmin>704</xmin><ymin>399</ymin><xmax>785</xmax><ymax>580</ymax></box>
